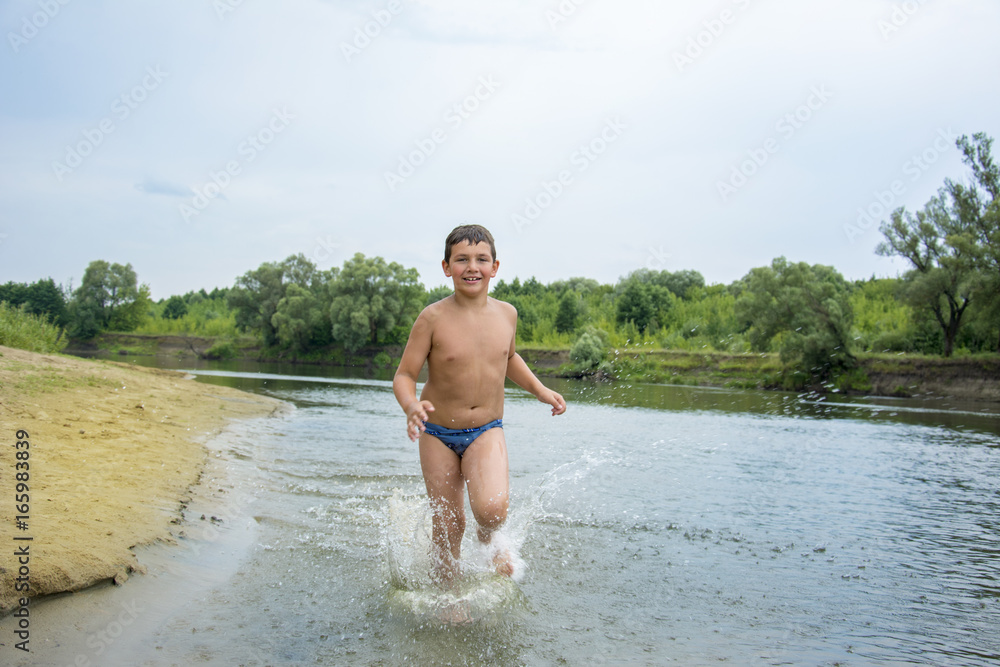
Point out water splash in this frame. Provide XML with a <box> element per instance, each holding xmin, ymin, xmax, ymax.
<box><xmin>381</xmin><ymin>450</ymin><xmax>621</xmax><ymax>625</ymax></box>
<box><xmin>383</xmin><ymin>490</ymin><xmax>527</xmax><ymax>625</ymax></box>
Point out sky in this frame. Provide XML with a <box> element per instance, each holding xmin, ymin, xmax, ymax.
<box><xmin>1</xmin><ymin>0</ymin><xmax>998</xmax><ymax>300</ymax></box>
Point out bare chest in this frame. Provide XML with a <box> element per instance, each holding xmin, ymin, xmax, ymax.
<box><xmin>429</xmin><ymin>312</ymin><xmax>512</xmax><ymax>370</ymax></box>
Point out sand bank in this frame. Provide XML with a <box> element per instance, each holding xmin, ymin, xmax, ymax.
<box><xmin>0</xmin><ymin>346</ymin><xmax>284</xmax><ymax>613</ymax></box>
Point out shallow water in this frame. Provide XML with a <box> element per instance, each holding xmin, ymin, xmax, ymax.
<box><xmin>10</xmin><ymin>360</ymin><xmax>1000</xmax><ymax>665</ymax></box>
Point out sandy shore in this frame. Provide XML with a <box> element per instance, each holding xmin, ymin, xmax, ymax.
<box><xmin>0</xmin><ymin>345</ymin><xmax>285</xmax><ymax>613</ymax></box>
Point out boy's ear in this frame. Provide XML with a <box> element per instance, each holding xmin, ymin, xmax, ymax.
<box><xmin>491</xmin><ymin>260</ymin><xmax>499</xmax><ymax>277</ymax></box>
<box><xmin>442</xmin><ymin>259</ymin><xmax>452</xmax><ymax>277</ymax></box>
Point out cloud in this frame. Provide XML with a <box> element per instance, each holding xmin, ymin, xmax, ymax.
<box><xmin>133</xmin><ymin>178</ymin><xmax>194</xmax><ymax>198</ymax></box>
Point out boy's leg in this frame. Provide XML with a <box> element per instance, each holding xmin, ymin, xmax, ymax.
<box><xmin>461</xmin><ymin>428</ymin><xmax>513</xmax><ymax>575</ymax></box>
<box><xmin>419</xmin><ymin>434</ymin><xmax>465</xmax><ymax>584</ymax></box>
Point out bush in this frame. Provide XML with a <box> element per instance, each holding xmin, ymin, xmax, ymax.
<box><xmin>570</xmin><ymin>330</ymin><xmax>606</xmax><ymax>372</ymax></box>
<box><xmin>204</xmin><ymin>339</ymin><xmax>237</xmax><ymax>360</ymax></box>
<box><xmin>870</xmin><ymin>331</ymin><xmax>913</xmax><ymax>353</ymax></box>
<box><xmin>373</xmin><ymin>351</ymin><xmax>392</xmax><ymax>368</ymax></box>
<box><xmin>162</xmin><ymin>295</ymin><xmax>188</xmax><ymax>320</ymax></box>
<box><xmin>0</xmin><ymin>302</ymin><xmax>68</xmax><ymax>354</ymax></box>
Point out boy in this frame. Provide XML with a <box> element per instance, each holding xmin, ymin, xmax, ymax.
<box><xmin>393</xmin><ymin>224</ymin><xmax>566</xmax><ymax>584</ymax></box>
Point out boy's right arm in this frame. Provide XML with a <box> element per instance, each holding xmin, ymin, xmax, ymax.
<box><xmin>393</xmin><ymin>310</ymin><xmax>435</xmax><ymax>441</ymax></box>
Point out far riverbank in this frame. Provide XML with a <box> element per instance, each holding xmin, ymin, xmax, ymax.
<box><xmin>65</xmin><ymin>333</ymin><xmax>1000</xmax><ymax>403</ymax></box>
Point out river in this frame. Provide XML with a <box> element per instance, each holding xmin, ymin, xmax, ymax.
<box><xmin>14</xmin><ymin>358</ymin><xmax>1000</xmax><ymax>665</ymax></box>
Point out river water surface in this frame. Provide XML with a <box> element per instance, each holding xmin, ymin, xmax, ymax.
<box><xmin>11</xmin><ymin>360</ymin><xmax>1000</xmax><ymax>665</ymax></box>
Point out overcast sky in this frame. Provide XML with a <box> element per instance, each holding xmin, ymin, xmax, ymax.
<box><xmin>2</xmin><ymin>0</ymin><xmax>998</xmax><ymax>300</ymax></box>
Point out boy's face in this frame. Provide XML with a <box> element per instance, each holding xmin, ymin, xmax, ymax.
<box><xmin>443</xmin><ymin>240</ymin><xmax>499</xmax><ymax>295</ymax></box>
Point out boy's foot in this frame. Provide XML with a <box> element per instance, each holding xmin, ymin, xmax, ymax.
<box><xmin>492</xmin><ymin>549</ymin><xmax>514</xmax><ymax>577</ymax></box>
<box><xmin>477</xmin><ymin>525</ymin><xmax>518</xmax><ymax>578</ymax></box>
<box><xmin>436</xmin><ymin>598</ymin><xmax>472</xmax><ymax>625</ymax></box>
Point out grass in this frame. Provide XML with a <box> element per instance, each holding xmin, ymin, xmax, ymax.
<box><xmin>96</xmin><ymin>335</ymin><xmax>161</xmax><ymax>356</ymax></box>
<box><xmin>0</xmin><ymin>302</ymin><xmax>68</xmax><ymax>354</ymax></box>
<box><xmin>0</xmin><ymin>354</ymin><xmax>117</xmax><ymax>396</ymax></box>
<box><xmin>12</xmin><ymin>370</ymin><xmax>117</xmax><ymax>395</ymax></box>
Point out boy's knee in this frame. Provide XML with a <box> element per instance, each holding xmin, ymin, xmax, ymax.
<box><xmin>475</xmin><ymin>501</ymin><xmax>507</xmax><ymax>530</ymax></box>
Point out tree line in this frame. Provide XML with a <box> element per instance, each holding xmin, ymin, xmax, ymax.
<box><xmin>2</xmin><ymin>132</ymin><xmax>996</xmax><ymax>379</ymax></box>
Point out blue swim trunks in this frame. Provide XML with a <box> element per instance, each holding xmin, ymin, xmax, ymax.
<box><xmin>422</xmin><ymin>418</ymin><xmax>503</xmax><ymax>458</ymax></box>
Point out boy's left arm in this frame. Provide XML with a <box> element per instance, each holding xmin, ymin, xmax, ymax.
<box><xmin>507</xmin><ymin>352</ymin><xmax>566</xmax><ymax>416</ymax></box>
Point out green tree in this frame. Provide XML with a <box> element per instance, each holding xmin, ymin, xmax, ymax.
<box><xmin>658</xmin><ymin>269</ymin><xmax>705</xmax><ymax>299</ymax></box>
<box><xmin>228</xmin><ymin>262</ymin><xmax>284</xmax><ymax>345</ymax></box>
<box><xmin>876</xmin><ymin>190</ymin><xmax>978</xmax><ymax>357</ymax></box>
<box><xmin>549</xmin><ymin>277</ymin><xmax>600</xmax><ymax>294</ymax></box>
<box><xmin>162</xmin><ymin>295</ymin><xmax>188</xmax><ymax>320</ymax></box>
<box><xmin>0</xmin><ymin>278</ymin><xmax>68</xmax><ymax>327</ymax></box>
<box><xmin>208</xmin><ymin>286</ymin><xmax>230</xmax><ymax>301</ymax></box>
<box><xmin>555</xmin><ymin>290</ymin><xmax>581</xmax><ymax>333</ymax></box>
<box><xmin>735</xmin><ymin>257</ymin><xmax>855</xmax><ymax>377</ymax></box>
<box><xmin>28</xmin><ymin>278</ymin><xmax>68</xmax><ymax>326</ymax></box>
<box><xmin>328</xmin><ymin>253</ymin><xmax>423</xmax><ymax>351</ymax></box>
<box><xmin>0</xmin><ymin>282</ymin><xmax>28</xmax><ymax>307</ymax></box>
<box><xmin>946</xmin><ymin>132</ymin><xmax>1000</xmax><ymax>351</ymax></box>
<box><xmin>227</xmin><ymin>254</ymin><xmax>331</xmax><ymax>347</ymax></box>
<box><xmin>849</xmin><ymin>277</ymin><xmax>914</xmax><ymax>352</ymax></box>
<box><xmin>426</xmin><ymin>285</ymin><xmax>452</xmax><ymax>305</ymax></box>
<box><xmin>615</xmin><ymin>280</ymin><xmax>663</xmax><ymax>333</ymax></box>
<box><xmin>501</xmin><ymin>294</ymin><xmax>538</xmax><ymax>342</ymax></box>
<box><xmin>618</xmin><ymin>268</ymin><xmax>704</xmax><ymax>300</ymax></box>
<box><xmin>271</xmin><ymin>283</ymin><xmax>325</xmax><ymax>354</ymax></box>
<box><xmin>69</xmin><ymin>261</ymin><xmax>150</xmax><ymax>338</ymax></box>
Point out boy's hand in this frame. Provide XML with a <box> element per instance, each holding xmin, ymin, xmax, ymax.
<box><xmin>539</xmin><ymin>389</ymin><xmax>566</xmax><ymax>416</ymax></box>
<box><xmin>405</xmin><ymin>400</ymin><xmax>435</xmax><ymax>441</ymax></box>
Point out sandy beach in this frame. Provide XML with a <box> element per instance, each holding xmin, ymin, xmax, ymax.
<box><xmin>0</xmin><ymin>345</ymin><xmax>285</xmax><ymax>613</ymax></box>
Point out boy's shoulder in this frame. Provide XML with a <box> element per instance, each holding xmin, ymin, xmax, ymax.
<box><xmin>489</xmin><ymin>296</ymin><xmax>517</xmax><ymax>317</ymax></box>
<box><xmin>416</xmin><ymin>295</ymin><xmax>451</xmax><ymax>324</ymax></box>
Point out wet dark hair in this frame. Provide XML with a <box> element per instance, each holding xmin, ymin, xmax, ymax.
<box><xmin>444</xmin><ymin>224</ymin><xmax>496</xmax><ymax>262</ymax></box>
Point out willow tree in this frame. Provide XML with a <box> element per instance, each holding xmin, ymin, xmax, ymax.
<box><xmin>735</xmin><ymin>257</ymin><xmax>855</xmax><ymax>377</ymax></box>
<box><xmin>271</xmin><ymin>283</ymin><xmax>325</xmax><ymax>354</ymax></box>
<box><xmin>946</xmin><ymin>133</ymin><xmax>1000</xmax><ymax>351</ymax></box>
<box><xmin>875</xmin><ymin>135</ymin><xmax>1000</xmax><ymax>356</ymax></box>
<box><xmin>69</xmin><ymin>261</ymin><xmax>150</xmax><ymax>338</ymax></box>
<box><xmin>328</xmin><ymin>253</ymin><xmax>423</xmax><ymax>351</ymax></box>
<box><xmin>228</xmin><ymin>254</ymin><xmax>330</xmax><ymax>348</ymax></box>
